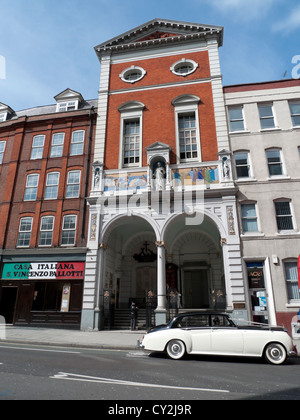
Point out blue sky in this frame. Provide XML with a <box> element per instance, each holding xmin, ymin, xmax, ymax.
<box><xmin>0</xmin><ymin>0</ymin><xmax>299</xmax><ymax>111</ymax></box>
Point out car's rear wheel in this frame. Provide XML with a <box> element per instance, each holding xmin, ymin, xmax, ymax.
<box><xmin>166</xmin><ymin>339</ymin><xmax>186</xmax><ymax>360</ymax></box>
<box><xmin>264</xmin><ymin>342</ymin><xmax>287</xmax><ymax>365</ymax></box>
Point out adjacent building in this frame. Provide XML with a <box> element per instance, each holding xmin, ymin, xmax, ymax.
<box><xmin>0</xmin><ymin>89</ymin><xmax>97</xmax><ymax>327</ymax></box>
<box><xmin>224</xmin><ymin>79</ymin><xmax>300</xmax><ymax>333</ymax></box>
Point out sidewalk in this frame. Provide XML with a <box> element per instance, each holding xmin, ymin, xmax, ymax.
<box><xmin>0</xmin><ymin>326</ymin><xmax>146</xmax><ymax>350</ymax></box>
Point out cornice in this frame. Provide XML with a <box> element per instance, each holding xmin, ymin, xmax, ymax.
<box><xmin>94</xmin><ymin>19</ymin><xmax>223</xmax><ymax>59</ymax></box>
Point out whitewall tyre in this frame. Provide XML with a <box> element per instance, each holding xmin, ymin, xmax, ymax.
<box><xmin>166</xmin><ymin>340</ymin><xmax>186</xmax><ymax>360</ymax></box>
<box><xmin>264</xmin><ymin>343</ymin><xmax>287</xmax><ymax>365</ymax></box>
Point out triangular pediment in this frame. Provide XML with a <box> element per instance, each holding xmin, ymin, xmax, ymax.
<box><xmin>95</xmin><ymin>18</ymin><xmax>223</xmax><ymax>55</ymax></box>
<box><xmin>146</xmin><ymin>141</ymin><xmax>171</xmax><ymax>151</ymax></box>
<box><xmin>54</xmin><ymin>88</ymin><xmax>84</xmax><ymax>102</ymax></box>
<box><xmin>0</xmin><ymin>102</ymin><xmax>14</xmax><ymax>113</ymax></box>
<box><xmin>136</xmin><ymin>31</ymin><xmax>181</xmax><ymax>42</ymax></box>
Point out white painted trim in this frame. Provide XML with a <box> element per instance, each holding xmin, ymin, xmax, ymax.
<box><xmin>173</xmin><ymin>96</ymin><xmax>202</xmax><ymax>164</ymax></box>
<box><xmin>109</xmin><ymin>77</ymin><xmax>217</xmax><ymax>96</ymax></box>
<box><xmin>264</xmin><ymin>257</ymin><xmax>277</xmax><ymax>326</ymax></box>
<box><xmin>110</xmin><ymin>43</ymin><xmax>209</xmax><ymax>65</ymax></box>
<box><xmin>118</xmin><ymin>107</ymin><xmax>144</xmax><ymax>170</ymax></box>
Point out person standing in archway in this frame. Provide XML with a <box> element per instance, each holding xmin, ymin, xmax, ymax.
<box><xmin>130</xmin><ymin>301</ymin><xmax>139</xmax><ymax>330</ymax></box>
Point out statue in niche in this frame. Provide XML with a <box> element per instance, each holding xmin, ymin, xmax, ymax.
<box><xmin>222</xmin><ymin>157</ymin><xmax>231</xmax><ymax>179</ymax></box>
<box><xmin>154</xmin><ymin>162</ymin><xmax>166</xmax><ymax>191</ymax></box>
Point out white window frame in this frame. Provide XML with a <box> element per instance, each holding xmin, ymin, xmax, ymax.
<box><xmin>119</xmin><ymin>66</ymin><xmax>146</xmax><ymax>84</ymax></box>
<box><xmin>228</xmin><ymin>106</ymin><xmax>246</xmax><ymax>133</ymax></box>
<box><xmin>66</xmin><ymin>170</ymin><xmax>81</xmax><ymax>198</ymax></box>
<box><xmin>45</xmin><ymin>172</ymin><xmax>60</xmax><ymax>200</ymax></box>
<box><xmin>38</xmin><ymin>215</ymin><xmax>55</xmax><ymax>247</ymax></box>
<box><xmin>118</xmin><ymin>102</ymin><xmax>145</xmax><ymax>169</ymax></box>
<box><xmin>289</xmin><ymin>101</ymin><xmax>300</xmax><ymax>127</ymax></box>
<box><xmin>274</xmin><ymin>199</ymin><xmax>295</xmax><ymax>232</ymax></box>
<box><xmin>61</xmin><ymin>215</ymin><xmax>77</xmax><ymax>246</ymax></box>
<box><xmin>266</xmin><ymin>148</ymin><xmax>285</xmax><ymax>177</ymax></box>
<box><xmin>241</xmin><ymin>202</ymin><xmax>259</xmax><ymax>233</ymax></box>
<box><xmin>56</xmin><ymin>100</ymin><xmax>78</xmax><ymax>112</ymax></box>
<box><xmin>30</xmin><ymin>135</ymin><xmax>45</xmax><ymax>160</ymax></box>
<box><xmin>284</xmin><ymin>259</ymin><xmax>300</xmax><ymax>302</ymax></box>
<box><xmin>50</xmin><ymin>133</ymin><xmax>65</xmax><ymax>158</ymax></box>
<box><xmin>17</xmin><ymin>217</ymin><xmax>33</xmax><ymax>248</ymax></box>
<box><xmin>173</xmin><ymin>95</ymin><xmax>201</xmax><ymax>164</ymax></box>
<box><xmin>24</xmin><ymin>173</ymin><xmax>39</xmax><ymax>201</ymax></box>
<box><xmin>170</xmin><ymin>58</ymin><xmax>198</xmax><ymax>77</ymax></box>
<box><xmin>258</xmin><ymin>103</ymin><xmax>276</xmax><ymax>130</ymax></box>
<box><xmin>234</xmin><ymin>151</ymin><xmax>252</xmax><ymax>179</ymax></box>
<box><xmin>70</xmin><ymin>130</ymin><xmax>85</xmax><ymax>156</ymax></box>
<box><xmin>0</xmin><ymin>141</ymin><xmax>6</xmax><ymax>164</ymax></box>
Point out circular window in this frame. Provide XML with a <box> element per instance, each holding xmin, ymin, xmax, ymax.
<box><xmin>119</xmin><ymin>66</ymin><xmax>146</xmax><ymax>84</ymax></box>
<box><xmin>170</xmin><ymin>59</ymin><xmax>198</xmax><ymax>77</ymax></box>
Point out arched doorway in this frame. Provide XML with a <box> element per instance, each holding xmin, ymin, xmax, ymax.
<box><xmin>163</xmin><ymin>213</ymin><xmax>226</xmax><ymax>311</ymax></box>
<box><xmin>100</xmin><ymin>214</ymin><xmax>159</xmax><ymax>317</ymax></box>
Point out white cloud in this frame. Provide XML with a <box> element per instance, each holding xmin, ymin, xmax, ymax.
<box><xmin>272</xmin><ymin>4</ymin><xmax>300</xmax><ymax>33</ymax></box>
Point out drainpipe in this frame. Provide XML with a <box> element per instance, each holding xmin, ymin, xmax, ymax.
<box><xmin>80</xmin><ymin>106</ymin><xmax>95</xmax><ymax>244</ymax></box>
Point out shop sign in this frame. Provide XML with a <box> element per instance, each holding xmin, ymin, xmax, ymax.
<box><xmin>248</xmin><ymin>267</ymin><xmax>265</xmax><ymax>289</ymax></box>
<box><xmin>1</xmin><ymin>262</ymin><xmax>84</xmax><ymax>280</ymax></box>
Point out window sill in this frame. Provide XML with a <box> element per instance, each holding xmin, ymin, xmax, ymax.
<box><xmin>286</xmin><ymin>302</ymin><xmax>300</xmax><ymax>309</ymax></box>
<box><xmin>259</xmin><ymin>127</ymin><xmax>281</xmax><ymax>133</ymax></box>
<box><xmin>235</xmin><ymin>177</ymin><xmax>257</xmax><ymax>183</ymax></box>
<box><xmin>240</xmin><ymin>232</ymin><xmax>265</xmax><ymax>238</ymax></box>
<box><xmin>229</xmin><ymin>130</ymin><xmax>250</xmax><ymax>135</ymax></box>
<box><xmin>267</xmin><ymin>175</ymin><xmax>290</xmax><ymax>181</ymax></box>
<box><xmin>276</xmin><ymin>230</ymin><xmax>299</xmax><ymax>236</ymax></box>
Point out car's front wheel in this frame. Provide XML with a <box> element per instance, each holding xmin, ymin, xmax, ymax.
<box><xmin>166</xmin><ymin>339</ymin><xmax>186</xmax><ymax>360</ymax></box>
<box><xmin>264</xmin><ymin>342</ymin><xmax>287</xmax><ymax>365</ymax></box>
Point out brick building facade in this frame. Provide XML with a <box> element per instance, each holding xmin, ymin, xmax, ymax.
<box><xmin>0</xmin><ymin>90</ymin><xmax>97</xmax><ymax>326</ymax></box>
<box><xmin>83</xmin><ymin>19</ymin><xmax>245</xmax><ymax>330</ymax></box>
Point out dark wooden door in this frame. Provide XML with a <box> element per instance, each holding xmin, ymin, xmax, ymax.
<box><xmin>0</xmin><ymin>287</ymin><xmax>18</xmax><ymax>324</ymax></box>
<box><xmin>14</xmin><ymin>283</ymin><xmax>34</xmax><ymax>325</ymax></box>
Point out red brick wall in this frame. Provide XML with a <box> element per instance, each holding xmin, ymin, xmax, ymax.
<box><xmin>104</xmin><ymin>50</ymin><xmax>218</xmax><ymax>169</ymax></box>
<box><xmin>110</xmin><ymin>50</ymin><xmax>211</xmax><ymax>91</ymax></box>
<box><xmin>0</xmin><ymin>111</ymin><xmax>96</xmax><ymax>250</ymax></box>
<box><xmin>105</xmin><ymin>84</ymin><xmax>218</xmax><ymax>169</ymax></box>
<box><xmin>276</xmin><ymin>312</ymin><xmax>298</xmax><ymax>336</ymax></box>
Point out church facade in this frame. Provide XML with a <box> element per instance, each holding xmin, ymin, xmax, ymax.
<box><xmin>81</xmin><ymin>19</ymin><xmax>247</xmax><ymax>330</ymax></box>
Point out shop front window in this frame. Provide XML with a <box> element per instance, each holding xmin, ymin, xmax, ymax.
<box><xmin>32</xmin><ymin>282</ymin><xmax>63</xmax><ymax>311</ymax></box>
<box><xmin>247</xmin><ymin>262</ymin><xmax>269</xmax><ymax>324</ymax></box>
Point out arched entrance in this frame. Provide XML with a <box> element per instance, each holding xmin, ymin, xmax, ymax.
<box><xmin>163</xmin><ymin>213</ymin><xmax>226</xmax><ymax>311</ymax></box>
<box><xmin>95</xmin><ymin>213</ymin><xmax>161</xmax><ymax>329</ymax></box>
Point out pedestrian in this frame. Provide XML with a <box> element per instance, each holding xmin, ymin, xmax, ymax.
<box><xmin>130</xmin><ymin>302</ymin><xmax>138</xmax><ymax>330</ymax></box>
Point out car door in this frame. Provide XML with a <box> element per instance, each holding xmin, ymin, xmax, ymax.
<box><xmin>210</xmin><ymin>316</ymin><xmax>244</xmax><ymax>355</ymax></box>
<box><xmin>181</xmin><ymin>314</ymin><xmax>212</xmax><ymax>353</ymax></box>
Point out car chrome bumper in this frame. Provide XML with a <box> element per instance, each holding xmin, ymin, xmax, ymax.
<box><xmin>137</xmin><ymin>339</ymin><xmax>144</xmax><ymax>349</ymax></box>
<box><xmin>289</xmin><ymin>345</ymin><xmax>298</xmax><ymax>357</ymax></box>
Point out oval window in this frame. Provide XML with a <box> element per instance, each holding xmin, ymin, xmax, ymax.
<box><xmin>170</xmin><ymin>59</ymin><xmax>198</xmax><ymax>77</ymax></box>
<box><xmin>119</xmin><ymin>66</ymin><xmax>146</xmax><ymax>84</ymax></box>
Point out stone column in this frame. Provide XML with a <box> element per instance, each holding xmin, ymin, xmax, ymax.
<box><xmin>94</xmin><ymin>243</ymin><xmax>108</xmax><ymax>330</ymax></box>
<box><xmin>155</xmin><ymin>241</ymin><xmax>167</xmax><ymax>325</ymax></box>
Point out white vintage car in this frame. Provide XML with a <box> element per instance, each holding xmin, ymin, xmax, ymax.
<box><xmin>141</xmin><ymin>312</ymin><xmax>297</xmax><ymax>365</ymax></box>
